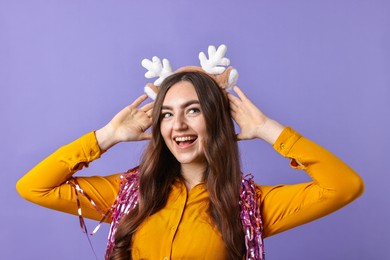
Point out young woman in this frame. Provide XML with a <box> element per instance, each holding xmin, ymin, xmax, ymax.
<box><xmin>17</xmin><ymin>71</ymin><xmax>364</xmax><ymax>260</ymax></box>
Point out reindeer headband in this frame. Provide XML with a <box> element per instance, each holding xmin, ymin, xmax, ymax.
<box><xmin>141</xmin><ymin>44</ymin><xmax>238</xmax><ymax>100</ymax></box>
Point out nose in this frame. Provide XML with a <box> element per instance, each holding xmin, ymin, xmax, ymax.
<box><xmin>173</xmin><ymin>114</ymin><xmax>188</xmax><ymax>131</ymax></box>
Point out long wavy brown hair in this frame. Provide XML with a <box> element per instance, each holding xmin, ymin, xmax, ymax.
<box><xmin>110</xmin><ymin>72</ymin><xmax>244</xmax><ymax>259</ymax></box>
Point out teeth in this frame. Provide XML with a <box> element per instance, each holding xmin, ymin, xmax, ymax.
<box><xmin>175</xmin><ymin>136</ymin><xmax>196</xmax><ymax>142</ymax></box>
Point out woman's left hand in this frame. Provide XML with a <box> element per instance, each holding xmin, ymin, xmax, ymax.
<box><xmin>228</xmin><ymin>86</ymin><xmax>284</xmax><ymax>144</ymax></box>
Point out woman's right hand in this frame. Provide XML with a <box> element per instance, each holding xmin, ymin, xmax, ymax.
<box><xmin>95</xmin><ymin>94</ymin><xmax>154</xmax><ymax>151</ymax></box>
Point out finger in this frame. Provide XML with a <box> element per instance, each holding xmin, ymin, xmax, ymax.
<box><xmin>233</xmin><ymin>86</ymin><xmax>250</xmax><ymax>102</ymax></box>
<box><xmin>227</xmin><ymin>92</ymin><xmax>241</xmax><ymax>107</ymax></box>
<box><xmin>140</xmin><ymin>132</ymin><xmax>152</xmax><ymax>140</ymax></box>
<box><xmin>131</xmin><ymin>94</ymin><xmax>148</xmax><ymax>108</ymax></box>
<box><xmin>229</xmin><ymin>100</ymin><xmax>238</xmax><ymax>112</ymax></box>
<box><xmin>235</xmin><ymin>132</ymin><xmax>243</xmax><ymax>141</ymax></box>
<box><xmin>146</xmin><ymin>109</ymin><xmax>153</xmax><ymax>117</ymax></box>
<box><xmin>230</xmin><ymin>106</ymin><xmax>240</xmax><ymax>119</ymax></box>
<box><xmin>141</xmin><ymin>101</ymin><xmax>154</xmax><ymax>112</ymax></box>
<box><xmin>230</xmin><ymin>112</ymin><xmax>238</xmax><ymax>123</ymax></box>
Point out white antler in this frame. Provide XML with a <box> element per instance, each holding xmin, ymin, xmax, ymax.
<box><xmin>198</xmin><ymin>44</ymin><xmax>230</xmax><ymax>74</ymax></box>
<box><xmin>141</xmin><ymin>56</ymin><xmax>173</xmax><ymax>86</ymax></box>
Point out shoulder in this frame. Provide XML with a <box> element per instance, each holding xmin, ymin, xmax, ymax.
<box><xmin>254</xmin><ymin>181</ymin><xmax>286</xmax><ymax>201</ymax></box>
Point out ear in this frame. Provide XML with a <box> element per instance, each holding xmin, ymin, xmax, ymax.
<box><xmin>227</xmin><ymin>68</ymin><xmax>239</xmax><ymax>91</ymax></box>
<box><xmin>144</xmin><ymin>83</ymin><xmax>158</xmax><ymax>100</ymax></box>
<box><xmin>213</xmin><ymin>67</ymin><xmax>239</xmax><ymax>91</ymax></box>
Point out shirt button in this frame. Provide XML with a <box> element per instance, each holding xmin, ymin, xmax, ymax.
<box><xmin>163</xmin><ymin>257</ymin><xmax>168</xmax><ymax>260</ymax></box>
<box><xmin>280</xmin><ymin>143</ymin><xmax>285</xmax><ymax>149</ymax></box>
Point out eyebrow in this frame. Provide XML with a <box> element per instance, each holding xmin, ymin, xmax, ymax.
<box><xmin>162</xmin><ymin>100</ymin><xmax>200</xmax><ymax>110</ymax></box>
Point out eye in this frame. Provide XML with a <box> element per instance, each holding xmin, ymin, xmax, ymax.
<box><xmin>161</xmin><ymin>112</ymin><xmax>173</xmax><ymax>119</ymax></box>
<box><xmin>187</xmin><ymin>107</ymin><xmax>201</xmax><ymax>115</ymax></box>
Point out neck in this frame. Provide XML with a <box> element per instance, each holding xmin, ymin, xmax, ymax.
<box><xmin>180</xmin><ymin>162</ymin><xmax>206</xmax><ymax>190</ymax></box>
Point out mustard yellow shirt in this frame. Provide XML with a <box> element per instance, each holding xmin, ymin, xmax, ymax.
<box><xmin>16</xmin><ymin>127</ymin><xmax>364</xmax><ymax>259</ymax></box>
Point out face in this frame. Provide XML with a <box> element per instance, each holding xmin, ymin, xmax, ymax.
<box><xmin>160</xmin><ymin>81</ymin><xmax>207</xmax><ymax>166</ymax></box>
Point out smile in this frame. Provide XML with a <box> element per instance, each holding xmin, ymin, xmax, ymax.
<box><xmin>174</xmin><ymin>135</ymin><xmax>197</xmax><ymax>147</ymax></box>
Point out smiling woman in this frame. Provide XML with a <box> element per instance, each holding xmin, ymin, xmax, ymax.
<box><xmin>17</xmin><ymin>69</ymin><xmax>364</xmax><ymax>259</ymax></box>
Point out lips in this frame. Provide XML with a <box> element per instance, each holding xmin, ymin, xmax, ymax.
<box><xmin>174</xmin><ymin>135</ymin><xmax>197</xmax><ymax>147</ymax></box>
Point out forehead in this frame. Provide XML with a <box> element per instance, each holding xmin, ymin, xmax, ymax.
<box><xmin>162</xmin><ymin>81</ymin><xmax>199</xmax><ymax>105</ymax></box>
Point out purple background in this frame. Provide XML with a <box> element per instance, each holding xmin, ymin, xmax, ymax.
<box><xmin>1</xmin><ymin>1</ymin><xmax>389</xmax><ymax>259</ymax></box>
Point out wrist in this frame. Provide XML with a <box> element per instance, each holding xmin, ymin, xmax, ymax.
<box><xmin>95</xmin><ymin>125</ymin><xmax>119</xmax><ymax>151</ymax></box>
<box><xmin>256</xmin><ymin>118</ymin><xmax>285</xmax><ymax>145</ymax></box>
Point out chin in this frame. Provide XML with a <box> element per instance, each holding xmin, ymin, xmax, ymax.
<box><xmin>175</xmin><ymin>155</ymin><xmax>206</xmax><ymax>165</ymax></box>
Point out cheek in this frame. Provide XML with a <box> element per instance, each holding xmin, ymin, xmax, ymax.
<box><xmin>199</xmin><ymin>119</ymin><xmax>208</xmax><ymax>136</ymax></box>
<box><xmin>197</xmin><ymin>121</ymin><xmax>208</xmax><ymax>146</ymax></box>
<box><xmin>159</xmin><ymin>123</ymin><xmax>170</xmax><ymax>141</ymax></box>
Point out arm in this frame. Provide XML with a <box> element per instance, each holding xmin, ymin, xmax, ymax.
<box><xmin>228</xmin><ymin>86</ymin><xmax>364</xmax><ymax>237</ymax></box>
<box><xmin>16</xmin><ymin>132</ymin><xmax>121</xmax><ymax>221</ymax></box>
<box><xmin>16</xmin><ymin>94</ymin><xmax>153</xmax><ymax>221</ymax></box>
<box><xmin>257</xmin><ymin>127</ymin><xmax>364</xmax><ymax>237</ymax></box>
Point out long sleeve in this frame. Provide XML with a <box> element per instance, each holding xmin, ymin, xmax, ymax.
<box><xmin>16</xmin><ymin>132</ymin><xmax>121</xmax><ymax>222</ymax></box>
<box><xmin>257</xmin><ymin>127</ymin><xmax>364</xmax><ymax>238</ymax></box>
